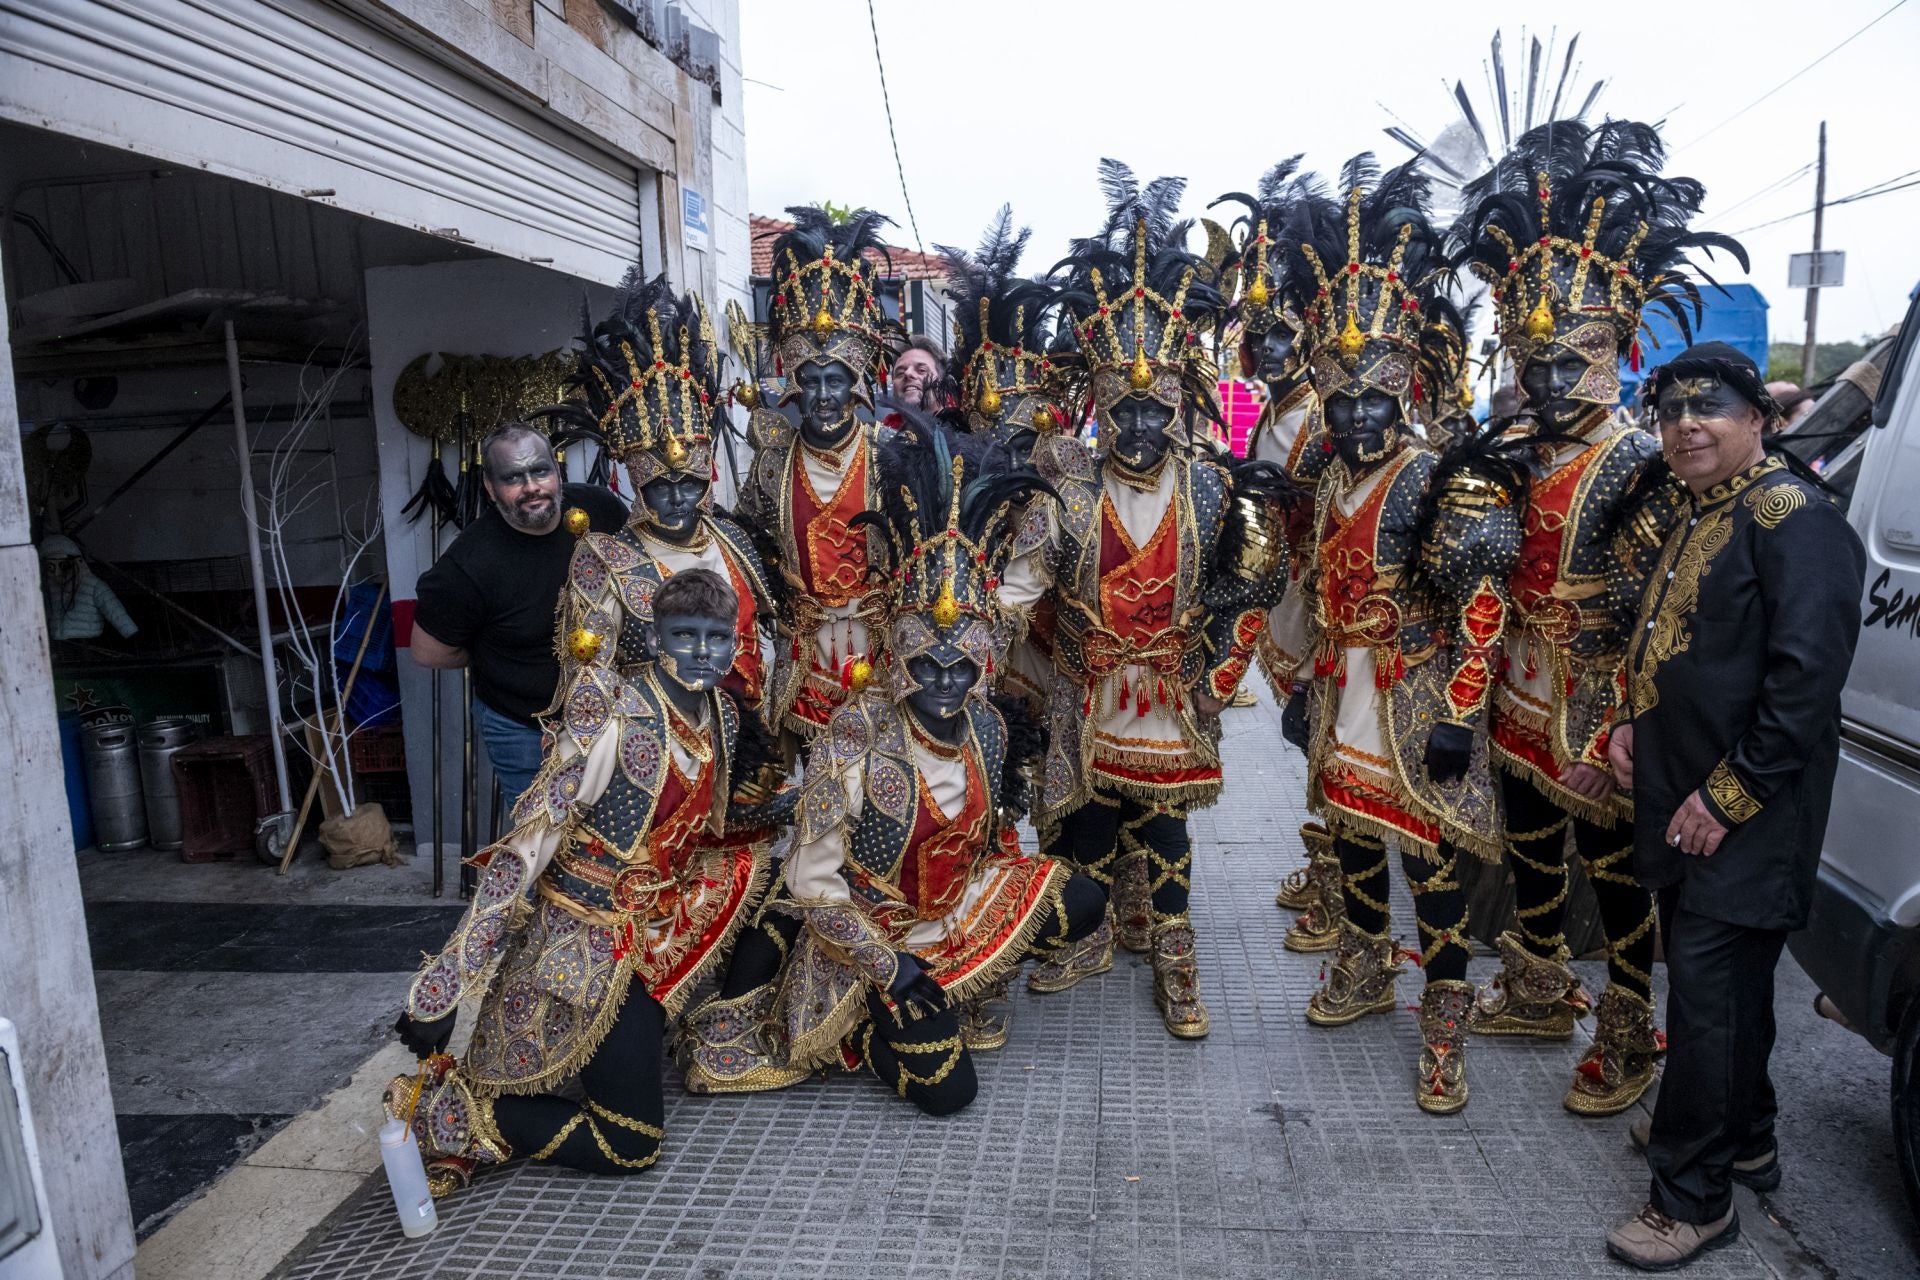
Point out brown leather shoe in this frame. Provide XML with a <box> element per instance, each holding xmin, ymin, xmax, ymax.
<box><xmin>1605</xmin><ymin>1203</ymin><xmax>1738</xmax><ymax>1271</ymax></box>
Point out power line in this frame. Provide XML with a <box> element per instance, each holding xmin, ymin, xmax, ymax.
<box><xmin>1731</xmin><ymin>168</ymin><xmax>1920</xmax><ymax>234</ymax></box>
<box><xmin>865</xmin><ymin>0</ymin><xmax>924</xmax><ymax>253</ymax></box>
<box><xmin>1711</xmin><ymin>162</ymin><xmax>1812</xmax><ymax>221</ymax></box>
<box><xmin>1678</xmin><ymin>0</ymin><xmax>1909</xmax><ymax>150</ymax></box>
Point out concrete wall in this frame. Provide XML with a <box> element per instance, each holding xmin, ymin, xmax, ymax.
<box><xmin>0</xmin><ymin>248</ymin><xmax>137</xmax><ymax>1280</ymax></box>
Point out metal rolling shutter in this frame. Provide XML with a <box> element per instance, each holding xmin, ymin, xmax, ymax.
<box><xmin>0</xmin><ymin>0</ymin><xmax>642</xmax><ymax>286</ymax></box>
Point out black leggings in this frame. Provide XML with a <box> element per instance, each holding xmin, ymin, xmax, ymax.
<box><xmin>862</xmin><ymin>868</ymin><xmax>1105</xmax><ymax>1116</ymax></box>
<box><xmin>1052</xmin><ymin>790</ymin><xmax>1192</xmax><ymax>917</ymax></box>
<box><xmin>1330</xmin><ymin>825</ymin><xmax>1472</xmax><ymax>983</ymax></box>
<box><xmin>1499</xmin><ymin>770</ymin><xmax>1655</xmax><ymax>998</ymax></box>
<box><xmin>490</xmin><ymin>986</ymin><xmax>666</xmax><ymax>1175</ymax></box>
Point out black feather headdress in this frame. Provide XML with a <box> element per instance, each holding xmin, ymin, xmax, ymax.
<box><xmin>1210</xmin><ymin>155</ymin><xmax>1325</xmax><ymax>340</ymax></box>
<box><xmin>765</xmin><ymin>205</ymin><xmax>900</xmax><ymax>400</ymax></box>
<box><xmin>1277</xmin><ymin>155</ymin><xmax>1451</xmax><ymax>413</ymax></box>
<box><xmin>936</xmin><ymin>207</ymin><xmax>1065</xmax><ymax>439</ymax></box>
<box><xmin>1453</xmin><ymin>119</ymin><xmax>1748</xmax><ymax>380</ymax></box>
<box><xmin>1052</xmin><ymin>160</ymin><xmax>1226</xmax><ymax>430</ymax></box>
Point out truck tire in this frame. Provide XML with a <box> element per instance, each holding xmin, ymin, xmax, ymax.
<box><xmin>1895</xmin><ymin>994</ymin><xmax>1920</xmax><ymax>1222</ymax></box>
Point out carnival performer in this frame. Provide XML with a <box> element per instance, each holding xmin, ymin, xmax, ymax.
<box><xmin>1004</xmin><ymin>163</ymin><xmax>1295</xmax><ymax>1039</ymax></box>
<box><xmin>770</xmin><ymin>424</ymin><xmax>1106</xmax><ymax>1112</ymax></box>
<box><xmin>1277</xmin><ymin>159</ymin><xmax>1524</xmax><ymax>1111</ymax></box>
<box><xmin>1453</xmin><ymin>119</ymin><xmax>1745</xmax><ymax>1115</ymax></box>
<box><xmin>385</xmin><ymin>568</ymin><xmax>789</xmax><ymax>1195</ymax></box>
<box><xmin>546</xmin><ymin>271</ymin><xmax>776</xmax><ymax>710</ymax></box>
<box><xmin>734</xmin><ymin>207</ymin><xmax>901</xmax><ymax>744</ymax></box>
<box><xmin>1212</xmin><ymin>163</ymin><xmax>1345</xmax><ymax>950</ymax></box>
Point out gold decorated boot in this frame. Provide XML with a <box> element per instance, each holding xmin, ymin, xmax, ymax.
<box><xmin>383</xmin><ymin>1056</ymin><xmax>510</xmax><ymax>1198</ymax></box>
<box><xmin>1027</xmin><ymin>914</ymin><xmax>1115</xmax><ymax>994</ymax></box>
<box><xmin>1112</xmin><ymin>847</ymin><xmax>1154</xmax><ymax>954</ymax></box>
<box><xmin>1305</xmin><ymin>920</ymin><xmax>1402</xmax><ymax>1027</ymax></box>
<box><xmin>1275</xmin><ymin>821</ymin><xmax>1330</xmax><ymax>911</ymax></box>
<box><xmin>960</xmin><ymin>975</ymin><xmax>1013</xmax><ymax>1051</ymax></box>
<box><xmin>680</xmin><ymin>984</ymin><xmax>812</xmax><ymax>1095</ymax></box>
<box><xmin>1149</xmin><ymin>913</ymin><xmax>1210</xmax><ymax>1038</ymax></box>
<box><xmin>1472</xmin><ymin>930</ymin><xmax>1588</xmax><ymax>1039</ymax></box>
<box><xmin>1565</xmin><ymin>985</ymin><xmax>1663</xmax><ymax>1116</ymax></box>
<box><xmin>1416</xmin><ymin>979</ymin><xmax>1475</xmax><ymax>1114</ymax></box>
<box><xmin>1283</xmin><ymin>835</ymin><xmax>1345</xmax><ymax>953</ymax></box>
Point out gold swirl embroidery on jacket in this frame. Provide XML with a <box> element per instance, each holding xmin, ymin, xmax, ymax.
<box><xmin>1743</xmin><ymin>483</ymin><xmax>1805</xmax><ymax>531</ymax></box>
<box><xmin>1705</xmin><ymin>761</ymin><xmax>1762</xmax><ymax>823</ymax></box>
<box><xmin>1628</xmin><ymin>505</ymin><xmax>1734</xmax><ymax>716</ymax></box>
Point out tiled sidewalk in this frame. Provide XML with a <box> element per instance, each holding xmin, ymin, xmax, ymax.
<box><xmin>275</xmin><ymin>692</ymin><xmax>1876</xmax><ymax>1279</ymax></box>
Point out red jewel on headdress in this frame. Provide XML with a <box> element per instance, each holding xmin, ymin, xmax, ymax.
<box><xmin>1508</xmin><ymin>260</ymin><xmax>1519</xmax><ymax>271</ymax></box>
<box><xmin>1580</xmin><ymin>247</ymin><xmax>1593</xmax><ymax>259</ymax></box>
<box><xmin>631</xmin><ymin>378</ymin><xmax>642</xmax><ymax>388</ymax></box>
<box><xmin>1098</xmin><ymin>306</ymin><xmax>1109</xmax><ymax>316</ymax></box>
<box><xmin>1348</xmin><ymin>263</ymin><xmax>1360</xmax><ymax>275</ymax></box>
<box><xmin>982</xmin><ymin>341</ymin><xmax>993</xmax><ymax>351</ymax></box>
<box><xmin>1134</xmin><ymin>287</ymin><xmax>1145</xmax><ymax>297</ymax></box>
<box><xmin>1386</xmin><ymin>271</ymin><xmax>1398</xmax><ymax>283</ymax></box>
<box><xmin>1316</xmin><ymin>288</ymin><xmax>1328</xmax><ymax>299</ymax></box>
<box><xmin>774</xmin><ymin>294</ymin><xmax>785</xmax><ymax>306</ymax></box>
<box><xmin>655</xmin><ymin>360</ymin><xmax>666</xmax><ymax>369</ymax></box>
<box><xmin>681</xmin><ymin>369</ymin><xmax>692</xmax><ymax>379</ymax></box>
<box><xmin>699</xmin><ymin>392</ymin><xmax>710</xmax><ymax>403</ymax></box>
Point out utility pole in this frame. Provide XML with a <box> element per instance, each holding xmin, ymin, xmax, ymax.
<box><xmin>1801</xmin><ymin>121</ymin><xmax>1828</xmax><ymax>384</ymax></box>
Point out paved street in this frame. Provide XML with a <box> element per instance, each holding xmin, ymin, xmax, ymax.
<box><xmin>274</xmin><ymin>688</ymin><xmax>1917</xmax><ymax>1279</ymax></box>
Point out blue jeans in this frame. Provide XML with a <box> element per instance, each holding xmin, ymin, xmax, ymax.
<box><xmin>473</xmin><ymin>699</ymin><xmax>544</xmax><ymax>815</ymax></box>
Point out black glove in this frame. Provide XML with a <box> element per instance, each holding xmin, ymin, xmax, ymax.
<box><xmin>1424</xmin><ymin>721</ymin><xmax>1474</xmax><ymax>785</ymax></box>
<box><xmin>1281</xmin><ymin>688</ymin><xmax>1310</xmax><ymax>751</ymax></box>
<box><xmin>886</xmin><ymin>951</ymin><xmax>949</xmax><ymax>1018</ymax></box>
<box><xmin>394</xmin><ymin>1010</ymin><xmax>457</xmax><ymax>1059</ymax></box>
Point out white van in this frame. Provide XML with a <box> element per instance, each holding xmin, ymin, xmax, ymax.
<box><xmin>1786</xmin><ymin>284</ymin><xmax>1920</xmax><ymax>1217</ymax></box>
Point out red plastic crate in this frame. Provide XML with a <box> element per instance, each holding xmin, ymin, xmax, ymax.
<box><xmin>348</xmin><ymin>725</ymin><xmax>407</xmax><ymax>775</ymax></box>
<box><xmin>172</xmin><ymin>736</ymin><xmax>275</xmax><ymax>862</ymax></box>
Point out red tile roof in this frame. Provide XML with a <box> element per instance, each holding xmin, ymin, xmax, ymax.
<box><xmin>750</xmin><ymin>214</ymin><xmax>948</xmax><ymax>282</ymax></box>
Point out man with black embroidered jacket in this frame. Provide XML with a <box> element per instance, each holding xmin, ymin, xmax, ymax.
<box><xmin>1603</xmin><ymin>343</ymin><xmax>1864</xmax><ymax>1271</ymax></box>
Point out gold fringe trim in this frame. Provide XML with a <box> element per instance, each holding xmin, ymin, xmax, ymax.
<box><xmin>938</xmin><ymin>859</ymin><xmax>1072</xmax><ymax>1006</ymax></box>
<box><xmin>1315</xmin><ymin>796</ymin><xmax>1500</xmax><ymax>866</ymax></box>
<box><xmin>653</xmin><ymin>841</ymin><xmax>774</xmax><ymax>1017</ymax></box>
<box><xmin>786</xmin><ymin>966</ymin><xmax>868</xmax><ymax>1072</ymax></box>
<box><xmin>1491</xmin><ymin>750</ymin><xmax>1629</xmax><ymax>828</ymax></box>
<box><xmin>1090</xmin><ymin>770</ymin><xmax>1224</xmax><ymax>814</ymax></box>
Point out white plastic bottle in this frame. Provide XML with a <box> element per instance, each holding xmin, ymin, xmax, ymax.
<box><xmin>379</xmin><ymin>1117</ymin><xmax>439</xmax><ymax>1238</ymax></box>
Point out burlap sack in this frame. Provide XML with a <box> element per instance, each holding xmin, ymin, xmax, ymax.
<box><xmin>319</xmin><ymin>802</ymin><xmax>400</xmax><ymax>870</ymax></box>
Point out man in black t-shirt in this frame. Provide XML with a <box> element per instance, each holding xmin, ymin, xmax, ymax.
<box><xmin>411</xmin><ymin>423</ymin><xmax>626</xmax><ymax>805</ymax></box>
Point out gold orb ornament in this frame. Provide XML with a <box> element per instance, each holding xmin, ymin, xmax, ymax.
<box><xmin>1247</xmin><ymin>276</ymin><xmax>1270</xmax><ymax>307</ymax></box>
<box><xmin>848</xmin><ymin>657</ymin><xmax>873</xmax><ymax>691</ymax></box>
<box><xmin>663</xmin><ymin>435</ymin><xmax>690</xmax><ymax>470</ymax></box>
<box><xmin>1337</xmin><ymin>313</ymin><xmax>1367</xmax><ymax>359</ymax></box>
<box><xmin>978</xmin><ymin>383</ymin><xmax>1002</xmax><ymax>416</ymax></box>
<box><xmin>1129</xmin><ymin>346</ymin><xmax>1154</xmax><ymax>391</ymax></box>
<box><xmin>568</xmin><ymin>627</ymin><xmax>604</xmax><ymax>663</ymax></box>
<box><xmin>733</xmin><ymin>379</ymin><xmax>759</xmax><ymax>410</ymax></box>
<box><xmin>812</xmin><ymin>306</ymin><xmax>836</xmax><ymax>338</ymax></box>
<box><xmin>1032</xmin><ymin>404</ymin><xmax>1057</xmax><ymax>431</ymax></box>
<box><xmin>931</xmin><ymin>578</ymin><xmax>961</xmax><ymax>630</ymax></box>
<box><xmin>1526</xmin><ymin>294</ymin><xmax>1556</xmax><ymax>342</ymax></box>
<box><xmin>564</xmin><ymin>507</ymin><xmax>592</xmax><ymax>537</ymax></box>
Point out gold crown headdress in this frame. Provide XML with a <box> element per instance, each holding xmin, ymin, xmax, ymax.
<box><xmin>765</xmin><ymin>207</ymin><xmax>896</xmax><ymax>404</ymax></box>
<box><xmin>567</xmin><ymin>271</ymin><xmax>721</xmax><ymax>487</ymax></box>
<box><xmin>938</xmin><ymin>209</ymin><xmax>1067</xmax><ymax>438</ymax></box>
<box><xmin>1281</xmin><ymin>160</ymin><xmax>1447</xmax><ymax>412</ymax></box>
<box><xmin>856</xmin><ymin>421</ymin><xmax>1053</xmax><ymax>699</ymax></box>
<box><xmin>1211</xmin><ymin>155</ymin><xmax>1313</xmax><ymax>344</ymax></box>
<box><xmin>1458</xmin><ymin>119</ymin><xmax>1746</xmax><ymax>404</ymax></box>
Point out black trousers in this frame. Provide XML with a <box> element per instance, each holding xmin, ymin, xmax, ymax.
<box><xmin>1328</xmin><ymin>821</ymin><xmax>1472</xmax><ymax>983</ymax></box>
<box><xmin>1500</xmin><ymin>770</ymin><xmax>1656</xmax><ymax>998</ymax></box>
<box><xmin>1646</xmin><ymin>886</ymin><xmax>1785</xmax><ymax>1223</ymax></box>
<box><xmin>862</xmin><ymin>869</ymin><xmax>1106</xmax><ymax>1115</ymax></box>
<box><xmin>1051</xmin><ymin>789</ymin><xmax>1191</xmax><ymax>918</ymax></box>
<box><xmin>490</xmin><ymin>986</ymin><xmax>666</xmax><ymax>1175</ymax></box>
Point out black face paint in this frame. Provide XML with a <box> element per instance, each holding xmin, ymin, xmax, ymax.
<box><xmin>905</xmin><ymin>652</ymin><xmax>980</xmax><ymax>734</ymax></box>
<box><xmin>1654</xmin><ymin>376</ymin><xmax>1751</xmax><ymax>427</ymax></box>
<box><xmin>484</xmin><ymin>437</ymin><xmax>562</xmax><ymax>532</ymax></box>
<box><xmin>649</xmin><ymin>611</ymin><xmax>738</xmax><ymax>694</ymax></box>
<box><xmin>794</xmin><ymin>358</ymin><xmax>858</xmax><ymax>449</ymax></box>
<box><xmin>1322</xmin><ymin>388</ymin><xmax>1401</xmax><ymax>469</ymax></box>
<box><xmin>1520</xmin><ymin>348</ymin><xmax>1603</xmax><ymax>428</ymax></box>
<box><xmin>1108</xmin><ymin>394</ymin><xmax>1175</xmax><ymax>475</ymax></box>
<box><xmin>639</xmin><ymin>474</ymin><xmax>710</xmax><ymax>541</ymax></box>
<box><xmin>1255</xmin><ymin>328</ymin><xmax>1297</xmax><ymax>385</ymax></box>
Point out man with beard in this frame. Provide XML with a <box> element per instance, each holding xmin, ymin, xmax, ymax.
<box><xmin>888</xmin><ymin>334</ymin><xmax>949</xmax><ymax>412</ymax></box>
<box><xmin>411</xmin><ymin>423</ymin><xmax>625</xmax><ymax>804</ymax></box>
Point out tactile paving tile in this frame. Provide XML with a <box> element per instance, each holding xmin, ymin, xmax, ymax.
<box><xmin>282</xmin><ymin>682</ymin><xmax>1764</xmax><ymax>1280</ymax></box>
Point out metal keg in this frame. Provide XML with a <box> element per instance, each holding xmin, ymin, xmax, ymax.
<box><xmin>83</xmin><ymin>721</ymin><xmax>147</xmax><ymax>850</ymax></box>
<box><xmin>138</xmin><ymin>718</ymin><xmax>197</xmax><ymax>851</ymax></box>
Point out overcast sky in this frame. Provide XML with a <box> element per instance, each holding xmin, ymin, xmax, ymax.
<box><xmin>737</xmin><ymin>0</ymin><xmax>1920</xmax><ymax>357</ymax></box>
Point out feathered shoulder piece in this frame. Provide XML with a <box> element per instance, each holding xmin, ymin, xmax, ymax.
<box><xmin>1453</xmin><ymin>118</ymin><xmax>1748</xmax><ymax>372</ymax></box>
